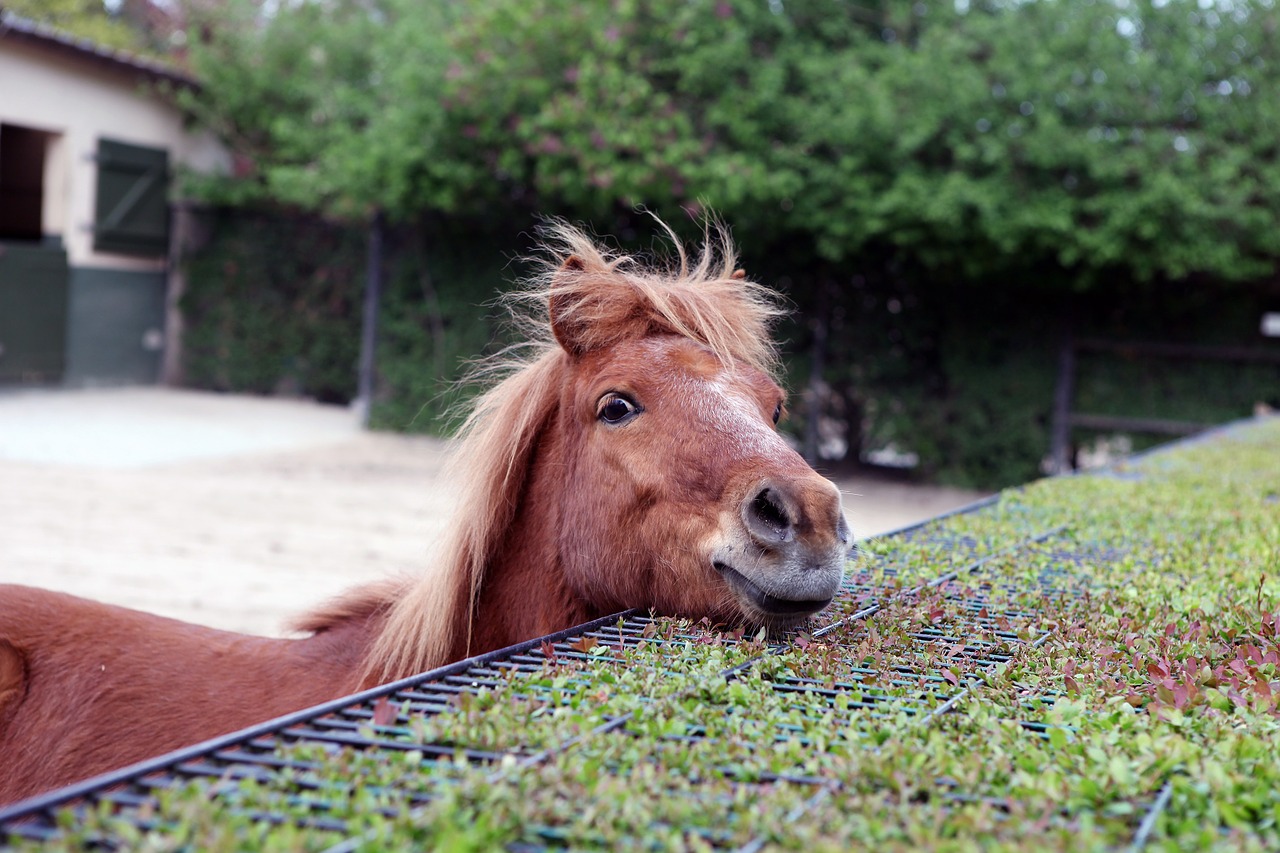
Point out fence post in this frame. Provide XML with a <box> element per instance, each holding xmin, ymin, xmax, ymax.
<box><xmin>801</xmin><ymin>280</ymin><xmax>833</xmax><ymax>466</ymax></box>
<box><xmin>802</xmin><ymin>314</ymin><xmax>828</xmax><ymax>466</ymax></box>
<box><xmin>161</xmin><ymin>200</ymin><xmax>207</xmax><ymax>387</ymax></box>
<box><xmin>356</xmin><ymin>209</ymin><xmax>385</xmax><ymax>427</ymax></box>
<box><xmin>1048</xmin><ymin>334</ymin><xmax>1076</xmax><ymax>475</ymax></box>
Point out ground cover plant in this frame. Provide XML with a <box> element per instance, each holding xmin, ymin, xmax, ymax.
<box><xmin>3</xmin><ymin>417</ymin><xmax>1277</xmax><ymax>851</ymax></box>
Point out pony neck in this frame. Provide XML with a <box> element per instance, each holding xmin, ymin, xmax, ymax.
<box><xmin>458</xmin><ymin>414</ymin><xmax>593</xmax><ymax>659</ymax></box>
<box><xmin>360</xmin><ymin>350</ymin><xmax>589</xmax><ymax>685</ymax></box>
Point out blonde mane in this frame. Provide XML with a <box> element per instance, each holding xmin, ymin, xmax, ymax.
<box><xmin>356</xmin><ymin>219</ymin><xmax>785</xmax><ymax>683</ymax></box>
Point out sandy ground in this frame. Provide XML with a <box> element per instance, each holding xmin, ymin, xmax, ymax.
<box><xmin>0</xmin><ymin>387</ymin><xmax>987</xmax><ymax>637</ymax></box>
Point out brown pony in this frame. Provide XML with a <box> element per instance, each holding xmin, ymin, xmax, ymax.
<box><xmin>0</xmin><ymin>222</ymin><xmax>849</xmax><ymax>804</ymax></box>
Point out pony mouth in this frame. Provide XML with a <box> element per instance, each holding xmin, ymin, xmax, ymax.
<box><xmin>713</xmin><ymin>561</ymin><xmax>834</xmax><ymax>619</ymax></box>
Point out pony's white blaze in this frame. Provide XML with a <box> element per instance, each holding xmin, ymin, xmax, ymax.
<box><xmin>634</xmin><ymin>336</ymin><xmax>787</xmax><ymax>460</ymax></box>
<box><xmin>698</xmin><ymin>373</ymin><xmax>792</xmax><ymax>460</ymax></box>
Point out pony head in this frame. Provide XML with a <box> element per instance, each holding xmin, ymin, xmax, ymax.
<box><xmin>364</xmin><ymin>220</ymin><xmax>850</xmax><ymax>683</ymax></box>
<box><xmin>539</xmin><ymin>221</ymin><xmax>851</xmax><ymax>630</ymax></box>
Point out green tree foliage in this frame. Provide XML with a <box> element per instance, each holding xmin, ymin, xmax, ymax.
<box><xmin>179</xmin><ymin>0</ymin><xmax>456</xmax><ymax>219</ymax></box>
<box><xmin>422</xmin><ymin>0</ymin><xmax>1280</xmax><ymax>283</ymax></box>
<box><xmin>841</xmin><ymin>0</ymin><xmax>1280</xmax><ymax>284</ymax></box>
<box><xmin>178</xmin><ymin>0</ymin><xmax>1280</xmax><ymax>485</ymax></box>
<box><xmin>183</xmin><ymin>0</ymin><xmax>1280</xmax><ymax>283</ymax></box>
<box><xmin>4</xmin><ymin>0</ymin><xmax>152</xmax><ymax>54</ymax></box>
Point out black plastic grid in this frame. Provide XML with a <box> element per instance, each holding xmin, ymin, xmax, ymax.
<box><xmin>0</xmin><ymin>501</ymin><xmax>1175</xmax><ymax>850</ymax></box>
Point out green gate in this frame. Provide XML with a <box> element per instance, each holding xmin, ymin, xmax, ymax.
<box><xmin>0</xmin><ymin>243</ymin><xmax>69</xmax><ymax>384</ymax></box>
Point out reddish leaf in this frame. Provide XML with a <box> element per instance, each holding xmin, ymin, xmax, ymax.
<box><xmin>1063</xmin><ymin>674</ymin><xmax>1080</xmax><ymax>696</ymax></box>
<box><xmin>941</xmin><ymin>668</ymin><xmax>960</xmax><ymax>686</ymax></box>
<box><xmin>569</xmin><ymin>636</ymin><xmax>599</xmax><ymax>653</ymax></box>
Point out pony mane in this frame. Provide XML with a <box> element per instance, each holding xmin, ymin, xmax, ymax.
<box><xmin>289</xmin><ymin>578</ymin><xmax>404</xmax><ymax>635</ymax></box>
<box><xmin>528</xmin><ymin>218</ymin><xmax>784</xmax><ymax>378</ymax></box>
<box><xmin>361</xmin><ymin>218</ymin><xmax>785</xmax><ymax>684</ymax></box>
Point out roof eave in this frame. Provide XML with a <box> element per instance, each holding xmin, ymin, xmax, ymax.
<box><xmin>0</xmin><ymin>10</ymin><xmax>199</xmax><ymax>90</ymax></box>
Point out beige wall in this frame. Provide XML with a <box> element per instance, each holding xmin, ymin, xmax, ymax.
<box><xmin>0</xmin><ymin>39</ymin><xmax>228</xmax><ymax>270</ymax></box>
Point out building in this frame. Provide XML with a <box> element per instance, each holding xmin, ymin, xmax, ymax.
<box><xmin>0</xmin><ymin>11</ymin><xmax>227</xmax><ymax>386</ymax></box>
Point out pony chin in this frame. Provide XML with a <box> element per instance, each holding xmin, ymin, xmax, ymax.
<box><xmin>705</xmin><ymin>523</ymin><xmax>847</xmax><ymax>632</ymax></box>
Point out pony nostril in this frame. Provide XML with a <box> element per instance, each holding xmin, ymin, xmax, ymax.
<box><xmin>753</xmin><ymin>489</ymin><xmax>790</xmax><ymax>531</ymax></box>
<box><xmin>746</xmin><ymin>486</ymin><xmax>793</xmax><ymax>543</ymax></box>
<box><xmin>837</xmin><ymin>514</ymin><xmax>851</xmax><ymax>545</ymax></box>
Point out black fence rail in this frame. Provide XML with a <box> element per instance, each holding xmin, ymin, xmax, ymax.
<box><xmin>1</xmin><ymin>464</ymin><xmax>1202</xmax><ymax>849</ymax></box>
<box><xmin>1047</xmin><ymin>336</ymin><xmax>1280</xmax><ymax>474</ymax></box>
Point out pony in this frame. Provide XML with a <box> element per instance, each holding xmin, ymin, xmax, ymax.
<box><xmin>0</xmin><ymin>221</ymin><xmax>850</xmax><ymax>804</ymax></box>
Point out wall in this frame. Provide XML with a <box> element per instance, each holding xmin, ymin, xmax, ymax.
<box><xmin>0</xmin><ymin>36</ymin><xmax>228</xmax><ymax>385</ymax></box>
<box><xmin>0</xmin><ymin>38</ymin><xmax>227</xmax><ymax>269</ymax></box>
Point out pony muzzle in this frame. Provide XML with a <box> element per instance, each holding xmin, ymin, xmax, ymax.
<box><xmin>712</xmin><ymin>478</ymin><xmax>850</xmax><ymax>625</ymax></box>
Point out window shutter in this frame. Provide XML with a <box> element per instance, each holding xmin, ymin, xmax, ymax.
<box><xmin>93</xmin><ymin>138</ymin><xmax>170</xmax><ymax>257</ymax></box>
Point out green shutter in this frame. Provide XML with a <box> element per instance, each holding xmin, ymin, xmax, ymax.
<box><xmin>93</xmin><ymin>138</ymin><xmax>170</xmax><ymax>257</ymax></box>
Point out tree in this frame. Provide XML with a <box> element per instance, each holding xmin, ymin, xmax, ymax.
<box><xmin>179</xmin><ymin>0</ymin><xmax>456</xmax><ymax>221</ymax></box>
<box><xmin>816</xmin><ymin>0</ymin><xmax>1280</xmax><ymax>285</ymax></box>
<box><xmin>4</xmin><ymin>0</ymin><xmax>154</xmax><ymax>55</ymax></box>
<box><xmin>183</xmin><ymin>0</ymin><xmax>1280</xmax><ymax>285</ymax></box>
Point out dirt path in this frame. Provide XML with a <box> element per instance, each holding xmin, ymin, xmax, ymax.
<box><xmin>0</xmin><ymin>388</ymin><xmax>986</xmax><ymax>636</ymax></box>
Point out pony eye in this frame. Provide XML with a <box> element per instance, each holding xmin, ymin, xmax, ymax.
<box><xmin>598</xmin><ymin>394</ymin><xmax>640</xmax><ymax>424</ymax></box>
<box><xmin>772</xmin><ymin>403</ymin><xmax>783</xmax><ymax>425</ymax></box>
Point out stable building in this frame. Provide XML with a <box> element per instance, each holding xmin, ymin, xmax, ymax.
<box><xmin>0</xmin><ymin>11</ymin><xmax>227</xmax><ymax>386</ymax></box>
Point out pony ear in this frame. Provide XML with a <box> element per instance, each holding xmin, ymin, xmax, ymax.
<box><xmin>550</xmin><ymin>255</ymin><xmax>591</xmax><ymax>356</ymax></box>
<box><xmin>731</xmin><ymin>268</ymin><xmax>747</xmax><ymax>280</ymax></box>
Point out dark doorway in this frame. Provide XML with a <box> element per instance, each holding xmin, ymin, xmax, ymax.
<box><xmin>0</xmin><ymin>124</ymin><xmax>49</xmax><ymax>241</ymax></box>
